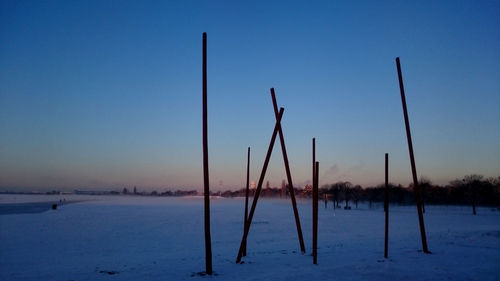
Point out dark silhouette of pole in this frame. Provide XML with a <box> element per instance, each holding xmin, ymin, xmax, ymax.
<box><xmin>312</xmin><ymin>138</ymin><xmax>315</xmax><ymax>263</ymax></box>
<box><xmin>312</xmin><ymin>138</ymin><xmax>316</xmax><ymax>189</ymax></box>
<box><xmin>384</xmin><ymin>153</ymin><xmax>389</xmax><ymax>259</ymax></box>
<box><xmin>243</xmin><ymin>147</ymin><xmax>250</xmax><ymax>256</ymax></box>
<box><xmin>396</xmin><ymin>57</ymin><xmax>430</xmax><ymax>254</ymax></box>
<box><xmin>313</xmin><ymin>161</ymin><xmax>319</xmax><ymax>264</ymax></box>
<box><xmin>270</xmin><ymin>88</ymin><xmax>306</xmax><ymax>253</ymax></box>
<box><xmin>202</xmin><ymin>32</ymin><xmax>213</xmax><ymax>275</ymax></box>
<box><xmin>312</xmin><ymin>138</ymin><xmax>318</xmax><ymax>264</ymax></box>
<box><xmin>236</xmin><ymin>108</ymin><xmax>285</xmax><ymax>263</ymax></box>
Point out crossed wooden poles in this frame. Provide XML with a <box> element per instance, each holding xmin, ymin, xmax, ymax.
<box><xmin>236</xmin><ymin>88</ymin><xmax>306</xmax><ymax>263</ymax></box>
<box><xmin>202</xmin><ymin>30</ymin><xmax>429</xmax><ymax>273</ymax></box>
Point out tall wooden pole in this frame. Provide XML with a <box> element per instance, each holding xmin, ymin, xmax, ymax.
<box><xmin>270</xmin><ymin>88</ymin><xmax>306</xmax><ymax>253</ymax></box>
<box><xmin>312</xmin><ymin>138</ymin><xmax>317</xmax><ymax>264</ymax></box>
<box><xmin>202</xmin><ymin>32</ymin><xmax>213</xmax><ymax>274</ymax></box>
<box><xmin>313</xmin><ymin>161</ymin><xmax>319</xmax><ymax>264</ymax></box>
<box><xmin>396</xmin><ymin>57</ymin><xmax>430</xmax><ymax>254</ymax></box>
<box><xmin>236</xmin><ymin>108</ymin><xmax>285</xmax><ymax>263</ymax></box>
<box><xmin>384</xmin><ymin>153</ymin><xmax>389</xmax><ymax>259</ymax></box>
<box><xmin>243</xmin><ymin>147</ymin><xmax>250</xmax><ymax>256</ymax></box>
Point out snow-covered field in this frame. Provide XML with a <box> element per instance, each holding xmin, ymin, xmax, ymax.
<box><xmin>1</xmin><ymin>194</ymin><xmax>499</xmax><ymax>281</ymax></box>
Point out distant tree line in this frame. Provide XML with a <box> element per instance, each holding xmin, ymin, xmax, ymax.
<box><xmin>318</xmin><ymin>174</ymin><xmax>500</xmax><ymax>210</ymax></box>
<box><xmin>121</xmin><ymin>188</ymin><xmax>198</xmax><ymax>197</ymax></box>
<box><xmin>14</xmin><ymin>174</ymin><xmax>497</xmax><ymax>209</ymax></box>
<box><xmin>216</xmin><ymin>174</ymin><xmax>500</xmax><ymax>208</ymax></box>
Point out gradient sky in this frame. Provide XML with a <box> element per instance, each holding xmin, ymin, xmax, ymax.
<box><xmin>1</xmin><ymin>0</ymin><xmax>499</xmax><ymax>191</ymax></box>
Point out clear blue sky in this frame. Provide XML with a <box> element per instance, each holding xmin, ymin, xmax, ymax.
<box><xmin>1</xmin><ymin>0</ymin><xmax>499</xmax><ymax>191</ymax></box>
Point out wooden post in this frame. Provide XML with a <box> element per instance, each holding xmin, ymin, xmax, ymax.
<box><xmin>202</xmin><ymin>32</ymin><xmax>213</xmax><ymax>274</ymax></box>
<box><xmin>396</xmin><ymin>57</ymin><xmax>430</xmax><ymax>254</ymax></box>
<box><xmin>312</xmin><ymin>138</ymin><xmax>317</xmax><ymax>264</ymax></box>
<box><xmin>243</xmin><ymin>147</ymin><xmax>250</xmax><ymax>256</ymax></box>
<box><xmin>236</xmin><ymin>108</ymin><xmax>285</xmax><ymax>263</ymax></box>
<box><xmin>384</xmin><ymin>153</ymin><xmax>389</xmax><ymax>259</ymax></box>
<box><xmin>312</xmin><ymin>138</ymin><xmax>315</xmax><ymax>187</ymax></box>
<box><xmin>313</xmin><ymin>161</ymin><xmax>319</xmax><ymax>264</ymax></box>
<box><xmin>270</xmin><ymin>88</ymin><xmax>306</xmax><ymax>253</ymax></box>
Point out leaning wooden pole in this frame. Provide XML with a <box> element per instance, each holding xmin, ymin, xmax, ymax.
<box><xmin>396</xmin><ymin>57</ymin><xmax>430</xmax><ymax>254</ymax></box>
<box><xmin>243</xmin><ymin>146</ymin><xmax>251</xmax><ymax>256</ymax></box>
<box><xmin>236</xmin><ymin>108</ymin><xmax>285</xmax><ymax>263</ymax></box>
<box><xmin>384</xmin><ymin>153</ymin><xmax>389</xmax><ymax>259</ymax></box>
<box><xmin>313</xmin><ymin>161</ymin><xmax>319</xmax><ymax>264</ymax></box>
<box><xmin>270</xmin><ymin>88</ymin><xmax>306</xmax><ymax>253</ymax></box>
<box><xmin>202</xmin><ymin>32</ymin><xmax>213</xmax><ymax>274</ymax></box>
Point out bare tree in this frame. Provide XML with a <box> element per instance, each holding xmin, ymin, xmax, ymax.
<box><xmin>351</xmin><ymin>185</ymin><xmax>362</xmax><ymax>209</ymax></box>
<box><xmin>342</xmin><ymin>181</ymin><xmax>353</xmax><ymax>209</ymax></box>
<box><xmin>463</xmin><ymin>174</ymin><xmax>484</xmax><ymax>215</ymax></box>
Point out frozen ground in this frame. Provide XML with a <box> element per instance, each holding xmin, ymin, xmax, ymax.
<box><xmin>1</xmin><ymin>194</ymin><xmax>499</xmax><ymax>281</ymax></box>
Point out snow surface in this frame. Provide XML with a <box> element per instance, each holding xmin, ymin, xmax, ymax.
<box><xmin>1</xmin><ymin>194</ymin><xmax>499</xmax><ymax>281</ymax></box>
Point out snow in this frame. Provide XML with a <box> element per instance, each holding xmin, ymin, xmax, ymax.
<box><xmin>1</xmin><ymin>194</ymin><xmax>499</xmax><ymax>280</ymax></box>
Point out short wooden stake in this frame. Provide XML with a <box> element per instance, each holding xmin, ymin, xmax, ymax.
<box><xmin>313</xmin><ymin>161</ymin><xmax>319</xmax><ymax>264</ymax></box>
<box><xmin>384</xmin><ymin>153</ymin><xmax>389</xmax><ymax>259</ymax></box>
